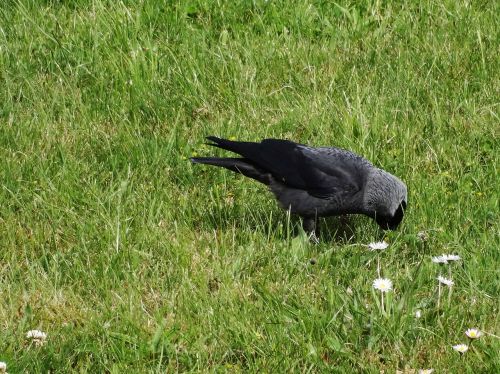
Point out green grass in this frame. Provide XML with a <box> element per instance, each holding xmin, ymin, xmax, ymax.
<box><xmin>0</xmin><ymin>0</ymin><xmax>498</xmax><ymax>372</ymax></box>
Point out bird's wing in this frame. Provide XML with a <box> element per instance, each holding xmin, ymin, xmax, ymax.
<box><xmin>210</xmin><ymin>137</ymin><xmax>365</xmax><ymax>198</ymax></box>
<box><xmin>296</xmin><ymin>145</ymin><xmax>366</xmax><ymax>198</ymax></box>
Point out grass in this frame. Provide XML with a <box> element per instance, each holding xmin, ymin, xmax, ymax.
<box><xmin>0</xmin><ymin>0</ymin><xmax>498</xmax><ymax>372</ymax></box>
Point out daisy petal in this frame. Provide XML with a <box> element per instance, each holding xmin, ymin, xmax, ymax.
<box><xmin>465</xmin><ymin>328</ymin><xmax>482</xmax><ymax>339</ymax></box>
<box><xmin>373</xmin><ymin>278</ymin><xmax>393</xmax><ymax>293</ymax></box>
<box><xmin>452</xmin><ymin>344</ymin><xmax>468</xmax><ymax>353</ymax></box>
<box><xmin>368</xmin><ymin>241</ymin><xmax>389</xmax><ymax>251</ymax></box>
<box><xmin>432</xmin><ymin>255</ymin><xmax>448</xmax><ymax>264</ymax></box>
<box><xmin>437</xmin><ymin>276</ymin><xmax>454</xmax><ymax>286</ymax></box>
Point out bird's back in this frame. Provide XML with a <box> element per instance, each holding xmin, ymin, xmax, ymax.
<box><xmin>266</xmin><ymin>144</ymin><xmax>374</xmax><ymax>217</ymax></box>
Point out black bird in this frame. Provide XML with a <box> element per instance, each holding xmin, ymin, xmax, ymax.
<box><xmin>191</xmin><ymin>136</ymin><xmax>407</xmax><ymax>237</ymax></box>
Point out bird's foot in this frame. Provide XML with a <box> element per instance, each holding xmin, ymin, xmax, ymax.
<box><xmin>303</xmin><ymin>217</ymin><xmax>320</xmax><ymax>243</ymax></box>
<box><xmin>308</xmin><ymin>231</ymin><xmax>320</xmax><ymax>244</ymax></box>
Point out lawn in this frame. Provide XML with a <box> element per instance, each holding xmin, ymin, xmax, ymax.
<box><xmin>0</xmin><ymin>0</ymin><xmax>498</xmax><ymax>372</ymax></box>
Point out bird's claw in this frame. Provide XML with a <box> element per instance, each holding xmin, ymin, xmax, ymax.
<box><xmin>308</xmin><ymin>232</ymin><xmax>320</xmax><ymax>244</ymax></box>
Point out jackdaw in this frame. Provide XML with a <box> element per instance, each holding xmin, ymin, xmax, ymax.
<box><xmin>191</xmin><ymin>136</ymin><xmax>407</xmax><ymax>236</ymax></box>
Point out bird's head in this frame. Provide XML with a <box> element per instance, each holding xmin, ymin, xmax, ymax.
<box><xmin>375</xmin><ymin>199</ymin><xmax>407</xmax><ymax>230</ymax></box>
<box><xmin>364</xmin><ymin>169</ymin><xmax>408</xmax><ymax>231</ymax></box>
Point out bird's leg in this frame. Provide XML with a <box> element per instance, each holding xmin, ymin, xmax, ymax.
<box><xmin>303</xmin><ymin>217</ymin><xmax>319</xmax><ymax>243</ymax></box>
<box><xmin>302</xmin><ymin>217</ymin><xmax>316</xmax><ymax>234</ymax></box>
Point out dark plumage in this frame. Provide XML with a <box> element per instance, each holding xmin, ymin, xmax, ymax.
<box><xmin>191</xmin><ymin>136</ymin><xmax>407</xmax><ymax>236</ymax></box>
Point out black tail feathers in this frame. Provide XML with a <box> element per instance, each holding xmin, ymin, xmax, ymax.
<box><xmin>190</xmin><ymin>156</ymin><xmax>270</xmax><ymax>185</ymax></box>
<box><xmin>204</xmin><ymin>136</ymin><xmax>259</xmax><ymax>157</ymax></box>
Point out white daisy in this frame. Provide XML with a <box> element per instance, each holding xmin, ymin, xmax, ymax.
<box><xmin>0</xmin><ymin>361</ymin><xmax>6</xmax><ymax>373</ymax></box>
<box><xmin>452</xmin><ymin>344</ymin><xmax>468</xmax><ymax>353</ymax></box>
<box><xmin>368</xmin><ymin>241</ymin><xmax>389</xmax><ymax>251</ymax></box>
<box><xmin>418</xmin><ymin>370</ymin><xmax>434</xmax><ymax>374</ymax></box>
<box><xmin>465</xmin><ymin>328</ymin><xmax>482</xmax><ymax>339</ymax></box>
<box><xmin>415</xmin><ymin>310</ymin><xmax>422</xmax><ymax>318</ymax></box>
<box><xmin>437</xmin><ymin>275</ymin><xmax>454</xmax><ymax>286</ymax></box>
<box><xmin>432</xmin><ymin>254</ymin><xmax>461</xmax><ymax>264</ymax></box>
<box><xmin>432</xmin><ymin>255</ymin><xmax>448</xmax><ymax>264</ymax></box>
<box><xmin>373</xmin><ymin>278</ymin><xmax>393</xmax><ymax>292</ymax></box>
<box><xmin>444</xmin><ymin>254</ymin><xmax>461</xmax><ymax>262</ymax></box>
<box><xmin>26</xmin><ymin>329</ymin><xmax>47</xmax><ymax>346</ymax></box>
<box><xmin>26</xmin><ymin>330</ymin><xmax>46</xmax><ymax>340</ymax></box>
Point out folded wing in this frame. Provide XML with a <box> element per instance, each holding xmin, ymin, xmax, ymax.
<box><xmin>206</xmin><ymin>137</ymin><xmax>364</xmax><ymax>198</ymax></box>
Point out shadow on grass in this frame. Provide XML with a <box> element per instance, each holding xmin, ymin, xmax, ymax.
<box><xmin>197</xmin><ymin>204</ymin><xmax>379</xmax><ymax>244</ymax></box>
